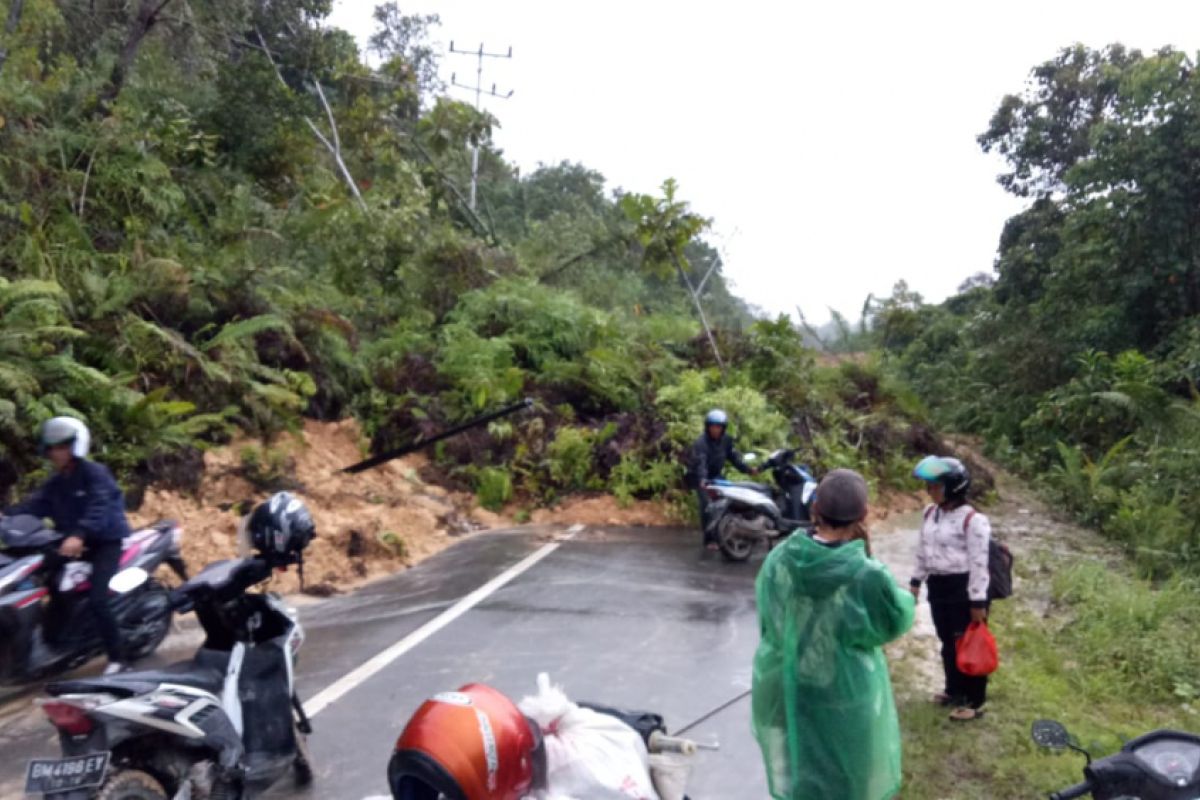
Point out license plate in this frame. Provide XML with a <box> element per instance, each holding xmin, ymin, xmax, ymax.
<box><xmin>24</xmin><ymin>752</ymin><xmax>110</xmax><ymax>794</ymax></box>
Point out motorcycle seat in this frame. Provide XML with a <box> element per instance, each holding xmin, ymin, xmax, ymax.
<box><xmin>46</xmin><ymin>661</ymin><xmax>224</xmax><ymax>698</ymax></box>
<box><xmin>722</xmin><ymin>480</ymin><xmax>773</xmax><ymax>495</ymax></box>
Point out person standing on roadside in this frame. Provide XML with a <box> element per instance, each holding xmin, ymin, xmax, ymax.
<box><xmin>909</xmin><ymin>455</ymin><xmax>991</xmax><ymax>721</ymax></box>
<box><xmin>752</xmin><ymin>469</ymin><xmax>915</xmax><ymax>800</ymax></box>
<box><xmin>686</xmin><ymin>409</ymin><xmax>757</xmax><ymax>551</ymax></box>
<box><xmin>8</xmin><ymin>417</ymin><xmax>132</xmax><ymax>675</ymax></box>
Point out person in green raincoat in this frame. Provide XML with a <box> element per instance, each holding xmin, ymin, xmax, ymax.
<box><xmin>752</xmin><ymin>469</ymin><xmax>915</xmax><ymax>800</ymax></box>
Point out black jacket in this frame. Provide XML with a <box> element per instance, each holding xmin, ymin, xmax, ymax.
<box><xmin>10</xmin><ymin>459</ymin><xmax>131</xmax><ymax>543</ymax></box>
<box><xmin>687</xmin><ymin>433</ymin><xmax>751</xmax><ymax>487</ymax></box>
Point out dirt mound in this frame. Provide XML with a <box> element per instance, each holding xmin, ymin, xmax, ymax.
<box><xmin>868</xmin><ymin>488</ymin><xmax>927</xmax><ymax>526</ymax></box>
<box><xmin>132</xmin><ymin>420</ymin><xmax>510</xmax><ymax>595</ymax></box>
<box><xmin>529</xmin><ymin>495</ymin><xmax>678</xmax><ymax>527</ymax></box>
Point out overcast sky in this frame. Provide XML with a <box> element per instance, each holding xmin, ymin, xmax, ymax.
<box><xmin>328</xmin><ymin>1</ymin><xmax>1200</xmax><ymax>323</ymax></box>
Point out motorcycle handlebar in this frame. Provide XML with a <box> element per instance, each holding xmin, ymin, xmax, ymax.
<box><xmin>647</xmin><ymin>731</ymin><xmax>697</xmax><ymax>756</ymax></box>
<box><xmin>1050</xmin><ymin>781</ymin><xmax>1092</xmax><ymax>800</ymax></box>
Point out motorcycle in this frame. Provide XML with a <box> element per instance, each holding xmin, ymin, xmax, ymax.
<box><xmin>27</xmin><ymin>553</ymin><xmax>311</xmax><ymax>800</ymax></box>
<box><xmin>1032</xmin><ymin>718</ymin><xmax>1200</xmax><ymax>799</ymax></box>
<box><xmin>703</xmin><ymin>448</ymin><xmax>818</xmax><ymax>561</ymax></box>
<box><xmin>0</xmin><ymin>514</ymin><xmax>187</xmax><ymax>684</ymax></box>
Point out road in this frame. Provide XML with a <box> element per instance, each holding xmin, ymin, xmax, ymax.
<box><xmin>1</xmin><ymin>524</ymin><xmax>770</xmax><ymax>799</ymax></box>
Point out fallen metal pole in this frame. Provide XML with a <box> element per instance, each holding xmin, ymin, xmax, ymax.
<box><xmin>341</xmin><ymin>398</ymin><xmax>534</xmax><ymax>474</ymax></box>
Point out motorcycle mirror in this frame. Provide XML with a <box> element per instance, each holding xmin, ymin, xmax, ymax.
<box><xmin>1031</xmin><ymin>719</ymin><xmax>1071</xmax><ymax>749</ymax></box>
<box><xmin>109</xmin><ymin>567</ymin><xmax>149</xmax><ymax>594</ymax></box>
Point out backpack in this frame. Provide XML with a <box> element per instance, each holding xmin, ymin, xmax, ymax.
<box><xmin>923</xmin><ymin>505</ymin><xmax>1014</xmax><ymax>600</ymax></box>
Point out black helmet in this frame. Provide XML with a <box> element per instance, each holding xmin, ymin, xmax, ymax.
<box><xmin>246</xmin><ymin>492</ymin><xmax>315</xmax><ymax>566</ymax></box>
<box><xmin>912</xmin><ymin>456</ymin><xmax>971</xmax><ymax>502</ymax></box>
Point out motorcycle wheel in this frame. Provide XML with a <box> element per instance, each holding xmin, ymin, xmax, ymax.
<box><xmin>716</xmin><ymin>515</ymin><xmax>754</xmax><ymax>562</ymax></box>
<box><xmin>121</xmin><ymin>581</ymin><xmax>172</xmax><ymax>661</ymax></box>
<box><xmin>95</xmin><ymin>770</ymin><xmax>167</xmax><ymax>800</ymax></box>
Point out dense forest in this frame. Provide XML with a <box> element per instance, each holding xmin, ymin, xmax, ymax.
<box><xmin>885</xmin><ymin>44</ymin><xmax>1200</xmax><ymax>578</ymax></box>
<box><xmin>0</xmin><ymin>1</ymin><xmax>937</xmax><ymax>513</ymax></box>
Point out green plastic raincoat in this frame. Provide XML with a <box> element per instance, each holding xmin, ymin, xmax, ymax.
<box><xmin>752</xmin><ymin>535</ymin><xmax>915</xmax><ymax>800</ymax></box>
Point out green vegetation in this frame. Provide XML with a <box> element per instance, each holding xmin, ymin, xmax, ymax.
<box><xmin>0</xmin><ymin>0</ymin><xmax>934</xmax><ymax>512</ymax></box>
<box><xmin>884</xmin><ymin>44</ymin><xmax>1200</xmax><ymax>579</ymax></box>
<box><xmin>873</xmin><ymin>44</ymin><xmax>1200</xmax><ymax>797</ymax></box>
<box><xmin>898</xmin><ymin>558</ymin><xmax>1200</xmax><ymax>798</ymax></box>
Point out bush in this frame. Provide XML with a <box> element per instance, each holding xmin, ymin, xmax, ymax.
<box><xmin>1104</xmin><ymin>484</ymin><xmax>1196</xmax><ymax>578</ymax></box>
<box><xmin>545</xmin><ymin>426</ymin><xmax>601</xmax><ymax>491</ymax></box>
<box><xmin>1051</xmin><ymin>563</ymin><xmax>1200</xmax><ymax>701</ymax></box>
<box><xmin>655</xmin><ymin>370</ymin><xmax>789</xmax><ymax>455</ymax></box>
<box><xmin>609</xmin><ymin>454</ymin><xmax>678</xmax><ymax>506</ymax></box>
<box><xmin>238</xmin><ymin>445</ymin><xmax>301</xmax><ymax>492</ymax></box>
<box><xmin>474</xmin><ymin>466</ymin><xmax>513</xmax><ymax>511</ymax></box>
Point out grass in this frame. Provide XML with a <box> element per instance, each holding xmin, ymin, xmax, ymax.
<box><xmin>896</xmin><ymin>559</ymin><xmax>1200</xmax><ymax>799</ymax></box>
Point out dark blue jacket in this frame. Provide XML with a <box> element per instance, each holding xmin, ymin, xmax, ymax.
<box><xmin>10</xmin><ymin>459</ymin><xmax>131</xmax><ymax>543</ymax></box>
<box><xmin>687</xmin><ymin>432</ymin><xmax>752</xmax><ymax>487</ymax></box>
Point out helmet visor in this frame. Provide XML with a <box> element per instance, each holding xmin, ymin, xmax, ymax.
<box><xmin>912</xmin><ymin>455</ymin><xmax>950</xmax><ymax>482</ymax></box>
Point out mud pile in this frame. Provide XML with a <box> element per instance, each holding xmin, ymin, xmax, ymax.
<box><xmin>132</xmin><ymin>419</ymin><xmax>510</xmax><ymax>595</ymax></box>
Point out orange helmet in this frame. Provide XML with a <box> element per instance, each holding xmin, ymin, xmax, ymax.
<box><xmin>388</xmin><ymin>684</ymin><xmax>544</xmax><ymax>800</ymax></box>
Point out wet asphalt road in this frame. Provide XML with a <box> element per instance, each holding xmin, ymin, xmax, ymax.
<box><xmin>1</xmin><ymin>525</ymin><xmax>769</xmax><ymax>799</ymax></box>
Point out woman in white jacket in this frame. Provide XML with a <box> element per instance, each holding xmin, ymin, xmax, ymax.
<box><xmin>908</xmin><ymin>456</ymin><xmax>991</xmax><ymax>721</ymax></box>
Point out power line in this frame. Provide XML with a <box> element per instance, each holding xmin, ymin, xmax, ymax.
<box><xmin>447</xmin><ymin>41</ymin><xmax>513</xmax><ymax>211</ymax></box>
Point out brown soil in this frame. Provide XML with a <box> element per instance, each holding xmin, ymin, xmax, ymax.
<box><xmin>528</xmin><ymin>495</ymin><xmax>678</xmax><ymax>528</ymax></box>
<box><xmin>868</xmin><ymin>487</ymin><xmax>926</xmax><ymax>527</ymax></box>
<box><xmin>132</xmin><ymin>419</ymin><xmax>511</xmax><ymax>596</ymax></box>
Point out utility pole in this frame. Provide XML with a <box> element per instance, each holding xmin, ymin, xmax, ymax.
<box><xmin>448</xmin><ymin>41</ymin><xmax>513</xmax><ymax>211</ymax></box>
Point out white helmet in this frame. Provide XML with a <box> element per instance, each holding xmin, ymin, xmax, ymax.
<box><xmin>38</xmin><ymin>417</ymin><xmax>91</xmax><ymax>459</ymax></box>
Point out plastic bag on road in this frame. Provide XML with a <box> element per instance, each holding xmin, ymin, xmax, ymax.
<box><xmin>519</xmin><ymin>673</ymin><xmax>659</xmax><ymax>800</ymax></box>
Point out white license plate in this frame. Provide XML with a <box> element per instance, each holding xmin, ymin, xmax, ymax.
<box><xmin>24</xmin><ymin>752</ymin><xmax>110</xmax><ymax>794</ymax></box>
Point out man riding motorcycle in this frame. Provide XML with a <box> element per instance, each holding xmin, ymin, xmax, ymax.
<box><xmin>687</xmin><ymin>409</ymin><xmax>758</xmax><ymax>550</ymax></box>
<box><xmin>6</xmin><ymin>417</ymin><xmax>132</xmax><ymax>675</ymax></box>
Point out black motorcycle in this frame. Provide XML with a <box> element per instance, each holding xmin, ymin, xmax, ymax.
<box><xmin>703</xmin><ymin>448</ymin><xmax>818</xmax><ymax>561</ymax></box>
<box><xmin>28</xmin><ymin>553</ymin><xmax>312</xmax><ymax>799</ymax></box>
<box><xmin>1033</xmin><ymin>719</ymin><xmax>1200</xmax><ymax>799</ymax></box>
<box><xmin>0</xmin><ymin>514</ymin><xmax>186</xmax><ymax>684</ymax></box>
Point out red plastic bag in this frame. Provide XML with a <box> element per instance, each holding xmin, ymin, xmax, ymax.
<box><xmin>956</xmin><ymin>621</ymin><xmax>999</xmax><ymax>677</ymax></box>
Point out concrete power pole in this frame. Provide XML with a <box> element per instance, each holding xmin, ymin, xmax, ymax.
<box><xmin>448</xmin><ymin>41</ymin><xmax>513</xmax><ymax>211</ymax></box>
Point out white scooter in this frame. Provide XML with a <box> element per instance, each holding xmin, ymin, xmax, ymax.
<box><xmin>703</xmin><ymin>449</ymin><xmax>818</xmax><ymax>561</ymax></box>
<box><xmin>27</xmin><ymin>554</ymin><xmax>312</xmax><ymax>800</ymax></box>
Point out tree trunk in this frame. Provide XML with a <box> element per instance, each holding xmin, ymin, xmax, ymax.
<box><xmin>98</xmin><ymin>0</ymin><xmax>176</xmax><ymax>108</ymax></box>
<box><xmin>0</xmin><ymin>0</ymin><xmax>27</xmax><ymax>77</ymax></box>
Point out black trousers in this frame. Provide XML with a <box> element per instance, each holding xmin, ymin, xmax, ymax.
<box><xmin>696</xmin><ymin>489</ymin><xmax>713</xmax><ymax>544</ymax></box>
<box><xmin>927</xmin><ymin>574</ymin><xmax>988</xmax><ymax>709</ymax></box>
<box><xmin>86</xmin><ymin>541</ymin><xmax>123</xmax><ymax>661</ymax></box>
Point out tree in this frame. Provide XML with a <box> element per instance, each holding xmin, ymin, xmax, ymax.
<box><xmin>621</xmin><ymin>180</ymin><xmax>724</xmax><ymax>369</ymax></box>
<box><xmin>369</xmin><ymin>3</ymin><xmax>441</xmax><ymax>116</ymax></box>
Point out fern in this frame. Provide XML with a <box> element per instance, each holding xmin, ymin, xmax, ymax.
<box><xmin>202</xmin><ymin>314</ymin><xmax>294</xmax><ymax>353</ymax></box>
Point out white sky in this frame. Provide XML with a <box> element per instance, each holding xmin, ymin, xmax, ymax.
<box><xmin>328</xmin><ymin>0</ymin><xmax>1200</xmax><ymax>323</ymax></box>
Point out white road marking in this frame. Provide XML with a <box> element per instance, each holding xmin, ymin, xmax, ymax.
<box><xmin>303</xmin><ymin>533</ymin><xmax>575</xmax><ymax>718</ymax></box>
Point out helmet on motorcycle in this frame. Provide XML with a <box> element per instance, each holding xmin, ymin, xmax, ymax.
<box><xmin>704</xmin><ymin>409</ymin><xmax>728</xmax><ymax>429</ymax></box>
<box><xmin>245</xmin><ymin>492</ymin><xmax>315</xmax><ymax>566</ymax></box>
<box><xmin>912</xmin><ymin>455</ymin><xmax>971</xmax><ymax>502</ymax></box>
<box><xmin>388</xmin><ymin>684</ymin><xmax>544</xmax><ymax>800</ymax></box>
<box><xmin>38</xmin><ymin>417</ymin><xmax>90</xmax><ymax>459</ymax></box>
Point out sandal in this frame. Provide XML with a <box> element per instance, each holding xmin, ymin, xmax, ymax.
<box><xmin>932</xmin><ymin>692</ymin><xmax>955</xmax><ymax>707</ymax></box>
<box><xmin>949</xmin><ymin>706</ymin><xmax>986</xmax><ymax>722</ymax></box>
